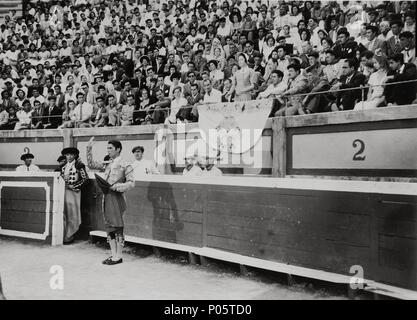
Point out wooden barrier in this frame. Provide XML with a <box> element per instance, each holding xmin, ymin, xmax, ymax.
<box><xmin>1</xmin><ymin>105</ymin><xmax>416</xmax><ymax>179</ymax></box>
<box><xmin>0</xmin><ymin>172</ymin><xmax>65</xmax><ymax>245</ymax></box>
<box><xmin>85</xmin><ymin>175</ymin><xmax>417</xmax><ymax>295</ymax></box>
<box><xmin>281</xmin><ymin>105</ymin><xmax>417</xmax><ymax>178</ymax></box>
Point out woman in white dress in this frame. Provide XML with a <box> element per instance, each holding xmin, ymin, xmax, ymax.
<box><xmin>231</xmin><ymin>53</ymin><xmax>257</xmax><ymax>102</ymax></box>
<box><xmin>354</xmin><ymin>55</ymin><xmax>388</xmax><ymax>111</ymax></box>
<box><xmin>166</xmin><ymin>86</ymin><xmax>187</xmax><ymax>124</ymax></box>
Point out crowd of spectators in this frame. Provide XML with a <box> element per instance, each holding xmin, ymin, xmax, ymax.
<box><xmin>0</xmin><ymin>0</ymin><xmax>416</xmax><ymax>130</ymax></box>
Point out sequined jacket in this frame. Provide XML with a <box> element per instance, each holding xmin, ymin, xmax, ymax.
<box><xmin>60</xmin><ymin>159</ymin><xmax>88</xmax><ymax>191</ymax></box>
<box><xmin>86</xmin><ymin>145</ymin><xmax>134</xmax><ymax>193</ymax></box>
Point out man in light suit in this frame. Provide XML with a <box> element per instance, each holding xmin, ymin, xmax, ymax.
<box><xmin>364</xmin><ymin>25</ymin><xmax>387</xmax><ymax>56</ymax></box>
<box><xmin>275</xmin><ymin>63</ymin><xmax>309</xmax><ymax>116</ymax></box>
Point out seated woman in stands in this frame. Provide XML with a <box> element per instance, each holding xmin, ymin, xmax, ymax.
<box><xmin>354</xmin><ymin>55</ymin><xmax>388</xmax><ymax>110</ymax></box>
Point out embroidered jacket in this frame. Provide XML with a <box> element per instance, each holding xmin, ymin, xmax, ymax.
<box><xmin>61</xmin><ymin>159</ymin><xmax>88</xmax><ymax>190</ymax></box>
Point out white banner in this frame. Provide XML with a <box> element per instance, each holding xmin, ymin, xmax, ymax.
<box><xmin>197</xmin><ymin>99</ymin><xmax>272</xmax><ymax>154</ymax></box>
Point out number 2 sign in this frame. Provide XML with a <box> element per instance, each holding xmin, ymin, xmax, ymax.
<box><xmin>352</xmin><ymin>139</ymin><xmax>366</xmax><ymax>161</ymax></box>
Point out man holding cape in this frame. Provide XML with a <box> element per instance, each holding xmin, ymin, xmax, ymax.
<box><xmin>87</xmin><ymin>137</ymin><xmax>135</xmax><ymax>265</ymax></box>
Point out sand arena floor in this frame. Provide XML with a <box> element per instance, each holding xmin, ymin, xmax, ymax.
<box><xmin>0</xmin><ymin>237</ymin><xmax>347</xmax><ymax>300</ymax></box>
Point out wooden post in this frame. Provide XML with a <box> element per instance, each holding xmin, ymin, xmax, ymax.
<box><xmin>287</xmin><ymin>274</ymin><xmax>294</xmax><ymax>286</ymax></box>
<box><xmin>162</xmin><ymin>125</ymin><xmax>174</xmax><ymax>175</ymax></box>
<box><xmin>347</xmin><ymin>286</ymin><xmax>358</xmax><ymax>300</ymax></box>
<box><xmin>0</xmin><ymin>274</ymin><xmax>5</xmax><ymax>300</ymax></box>
<box><xmin>188</xmin><ymin>252</ymin><xmax>198</xmax><ymax>265</ymax></box>
<box><xmin>153</xmin><ymin>247</ymin><xmax>162</xmax><ymax>258</ymax></box>
<box><xmin>272</xmin><ymin>117</ymin><xmax>286</xmax><ymax>177</ymax></box>
<box><xmin>240</xmin><ymin>264</ymin><xmax>250</xmax><ymax>276</ymax></box>
<box><xmin>200</xmin><ymin>256</ymin><xmax>209</xmax><ymax>266</ymax></box>
<box><xmin>62</xmin><ymin>128</ymin><xmax>74</xmax><ymax>148</ymax></box>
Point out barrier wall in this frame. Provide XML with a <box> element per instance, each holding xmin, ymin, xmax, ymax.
<box><xmin>1</xmin><ymin>105</ymin><xmax>416</xmax><ymax>179</ymax></box>
<box><xmin>85</xmin><ymin>175</ymin><xmax>417</xmax><ymax>292</ymax></box>
<box><xmin>0</xmin><ymin>172</ymin><xmax>65</xmax><ymax>245</ymax></box>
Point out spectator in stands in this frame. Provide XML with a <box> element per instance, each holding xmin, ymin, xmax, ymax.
<box><xmin>275</xmin><ymin>63</ymin><xmax>309</xmax><ymax>116</ymax></box>
<box><xmin>330</xmin><ymin>58</ymin><xmax>366</xmax><ymax>111</ymax></box>
<box><xmin>120</xmin><ymin>94</ymin><xmax>135</xmax><ymax>126</ymax></box>
<box><xmin>73</xmin><ymin>91</ymin><xmax>93</xmax><ymax>128</ymax></box>
<box><xmin>399</xmin><ymin>31</ymin><xmax>416</xmax><ymax>64</ymax></box>
<box><xmin>15</xmin><ymin>99</ymin><xmax>33</xmax><ymax>130</ymax></box>
<box><xmin>385</xmin><ymin>53</ymin><xmax>417</xmax><ymax>106</ymax></box>
<box><xmin>0</xmin><ymin>0</ymin><xmax>414</xmax><ymax>133</ymax></box>
<box><xmin>43</xmin><ymin>95</ymin><xmax>63</xmax><ymax>129</ymax></box>
<box><xmin>0</xmin><ymin>103</ymin><xmax>10</xmax><ymax>129</ymax></box>
<box><xmin>354</xmin><ymin>55</ymin><xmax>389</xmax><ymax>110</ymax></box>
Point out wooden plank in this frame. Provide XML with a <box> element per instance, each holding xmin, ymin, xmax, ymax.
<box><xmin>124</xmin><ymin>209</ymin><xmax>203</xmax><ymax>224</ymax></box>
<box><xmin>284</xmin><ymin>105</ymin><xmax>417</xmax><ymax>128</ymax></box>
<box><xmin>206</xmin><ymin>235</ymin><xmax>371</xmax><ymax>275</ymax></box>
<box><xmin>206</xmin><ymin>216</ymin><xmax>370</xmax><ymax>248</ymax></box>
<box><xmin>206</xmin><ymin>197</ymin><xmax>372</xmax><ymax>221</ymax></box>
<box><xmin>272</xmin><ymin>117</ymin><xmax>286</xmax><ymax>177</ymax></box>
<box><xmin>128</xmin><ymin>185</ymin><xmax>205</xmax><ymax>212</ymax></box>
<box><xmin>1</xmin><ymin>221</ymin><xmax>45</xmax><ymax>234</ymax></box>
<box><xmin>1</xmin><ymin>187</ymin><xmax>46</xmax><ymax>200</ymax></box>
<box><xmin>0</xmin><ymin>210</ymin><xmax>46</xmax><ymax>225</ymax></box>
<box><xmin>1</xmin><ymin>199</ymin><xmax>47</xmax><ymax>212</ymax></box>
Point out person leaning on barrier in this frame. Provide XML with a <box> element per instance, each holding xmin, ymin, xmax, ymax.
<box><xmin>329</xmin><ymin>58</ymin><xmax>366</xmax><ymax>112</ymax></box>
<box><xmin>0</xmin><ymin>104</ymin><xmax>9</xmax><ymax>130</ymax></box>
<box><xmin>299</xmin><ymin>51</ymin><xmax>331</xmax><ymax>115</ymax></box>
<box><xmin>182</xmin><ymin>153</ymin><xmax>203</xmax><ymax>176</ymax></box>
<box><xmin>274</xmin><ymin>63</ymin><xmax>309</xmax><ymax>117</ymax></box>
<box><xmin>384</xmin><ymin>53</ymin><xmax>417</xmax><ymax>106</ymax></box>
<box><xmin>73</xmin><ymin>91</ymin><xmax>94</xmax><ymax>128</ymax></box>
<box><xmin>131</xmin><ymin>146</ymin><xmax>160</xmax><ymax>179</ymax></box>
<box><xmin>16</xmin><ymin>152</ymin><xmax>40</xmax><ymax>172</ymax></box>
<box><xmin>86</xmin><ymin>137</ymin><xmax>135</xmax><ymax>265</ymax></box>
<box><xmin>200</xmin><ymin>151</ymin><xmax>223</xmax><ymax>177</ymax></box>
<box><xmin>42</xmin><ymin>95</ymin><xmax>62</xmax><ymax>129</ymax></box>
<box><xmin>14</xmin><ymin>99</ymin><xmax>33</xmax><ymax>131</ymax></box>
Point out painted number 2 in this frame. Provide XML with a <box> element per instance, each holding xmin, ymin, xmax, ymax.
<box><xmin>352</xmin><ymin>139</ymin><xmax>366</xmax><ymax>161</ymax></box>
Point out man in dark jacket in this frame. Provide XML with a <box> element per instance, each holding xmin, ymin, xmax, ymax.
<box><xmin>333</xmin><ymin>28</ymin><xmax>359</xmax><ymax>59</ymax></box>
<box><xmin>42</xmin><ymin>95</ymin><xmax>63</xmax><ymax>129</ymax></box>
<box><xmin>330</xmin><ymin>58</ymin><xmax>366</xmax><ymax>111</ymax></box>
<box><xmin>385</xmin><ymin>53</ymin><xmax>417</xmax><ymax>106</ymax></box>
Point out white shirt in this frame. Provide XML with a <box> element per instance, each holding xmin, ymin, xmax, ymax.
<box><xmin>16</xmin><ymin>164</ymin><xmax>40</xmax><ymax>172</ymax></box>
<box><xmin>259</xmin><ymin>81</ymin><xmax>287</xmax><ymax>99</ymax></box>
<box><xmin>203</xmin><ymin>88</ymin><xmax>222</xmax><ymax>104</ymax></box>
<box><xmin>131</xmin><ymin>159</ymin><xmax>159</xmax><ymax>180</ymax></box>
<box><xmin>74</xmin><ymin>102</ymin><xmax>94</xmax><ymax>121</ymax></box>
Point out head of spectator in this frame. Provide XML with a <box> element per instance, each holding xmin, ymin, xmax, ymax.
<box><xmin>365</xmin><ymin>25</ymin><xmax>379</xmax><ymax>42</ymax></box>
<box><xmin>203</xmin><ymin>79</ymin><xmax>213</xmax><ymax>96</ymax></box>
<box><xmin>271</xmin><ymin>70</ymin><xmax>284</xmax><ymax>86</ymax></box>
<box><xmin>48</xmin><ymin>95</ymin><xmax>56</xmax><ymax>107</ymax></box>
<box><xmin>390</xmin><ymin>20</ymin><xmax>404</xmax><ymax>37</ymax></box>
<box><xmin>372</xmin><ymin>55</ymin><xmax>389</xmax><ymax>73</ymax></box>
<box><xmin>287</xmin><ymin>63</ymin><xmax>301</xmax><ymax>80</ymax></box>
<box><xmin>337</xmin><ymin>28</ymin><xmax>350</xmax><ymax>45</ymax></box>
<box><xmin>399</xmin><ymin>31</ymin><xmax>414</xmax><ymax>49</ymax></box>
<box><xmin>132</xmin><ymin>146</ymin><xmax>144</xmax><ymax>161</ymax></box>
<box><xmin>342</xmin><ymin>58</ymin><xmax>358</xmax><ymax>77</ymax></box>
<box><xmin>388</xmin><ymin>53</ymin><xmax>405</xmax><ymax>71</ymax></box>
<box><xmin>360</xmin><ymin>50</ymin><xmax>375</xmax><ymax>68</ymax></box>
<box><xmin>76</xmin><ymin>92</ymin><xmax>85</xmax><ymax>105</ymax></box>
